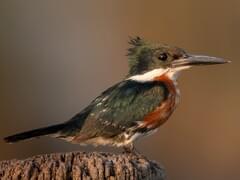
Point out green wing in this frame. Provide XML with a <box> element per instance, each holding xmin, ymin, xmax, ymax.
<box><xmin>72</xmin><ymin>80</ymin><xmax>168</xmax><ymax>138</ymax></box>
<box><xmin>101</xmin><ymin>81</ymin><xmax>166</xmax><ymax>124</ymax></box>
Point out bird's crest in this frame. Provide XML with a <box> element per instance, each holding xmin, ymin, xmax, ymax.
<box><xmin>127</xmin><ymin>36</ymin><xmax>146</xmax><ymax>56</ymax></box>
<box><xmin>127</xmin><ymin>37</ymin><xmax>154</xmax><ymax>76</ymax></box>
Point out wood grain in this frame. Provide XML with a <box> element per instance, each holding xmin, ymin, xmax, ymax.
<box><xmin>0</xmin><ymin>152</ymin><xmax>165</xmax><ymax>180</ymax></box>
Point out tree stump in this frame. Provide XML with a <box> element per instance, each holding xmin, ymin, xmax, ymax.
<box><xmin>0</xmin><ymin>152</ymin><xmax>165</xmax><ymax>180</ymax></box>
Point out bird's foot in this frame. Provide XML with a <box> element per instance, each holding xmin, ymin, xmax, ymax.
<box><xmin>123</xmin><ymin>143</ymin><xmax>136</xmax><ymax>154</ymax></box>
<box><xmin>122</xmin><ymin>144</ymin><xmax>148</xmax><ymax>159</ymax></box>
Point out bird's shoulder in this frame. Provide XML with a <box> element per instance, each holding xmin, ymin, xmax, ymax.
<box><xmin>88</xmin><ymin>80</ymin><xmax>169</xmax><ymax>125</ymax></box>
<box><xmin>91</xmin><ymin>79</ymin><xmax>168</xmax><ymax>107</ymax></box>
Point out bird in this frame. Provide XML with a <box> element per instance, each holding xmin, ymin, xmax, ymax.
<box><xmin>4</xmin><ymin>37</ymin><xmax>229</xmax><ymax>153</ymax></box>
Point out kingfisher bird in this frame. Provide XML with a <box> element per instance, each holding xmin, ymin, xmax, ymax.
<box><xmin>4</xmin><ymin>37</ymin><xmax>229</xmax><ymax>152</ymax></box>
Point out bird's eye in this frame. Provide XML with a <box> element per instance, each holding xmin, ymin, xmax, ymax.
<box><xmin>158</xmin><ymin>53</ymin><xmax>168</xmax><ymax>61</ymax></box>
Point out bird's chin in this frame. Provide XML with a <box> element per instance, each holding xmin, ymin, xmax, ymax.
<box><xmin>171</xmin><ymin>66</ymin><xmax>191</xmax><ymax>71</ymax></box>
<box><xmin>166</xmin><ymin>66</ymin><xmax>191</xmax><ymax>80</ymax></box>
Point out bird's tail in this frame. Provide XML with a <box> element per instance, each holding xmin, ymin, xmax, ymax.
<box><xmin>4</xmin><ymin>123</ymin><xmax>66</xmax><ymax>143</ymax></box>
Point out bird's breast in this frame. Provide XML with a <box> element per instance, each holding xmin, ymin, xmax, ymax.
<box><xmin>140</xmin><ymin>74</ymin><xmax>179</xmax><ymax>129</ymax></box>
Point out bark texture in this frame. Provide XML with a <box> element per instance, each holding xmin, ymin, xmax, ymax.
<box><xmin>0</xmin><ymin>152</ymin><xmax>165</xmax><ymax>180</ymax></box>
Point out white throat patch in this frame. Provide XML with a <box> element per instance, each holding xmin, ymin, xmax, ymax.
<box><xmin>128</xmin><ymin>66</ymin><xmax>190</xmax><ymax>82</ymax></box>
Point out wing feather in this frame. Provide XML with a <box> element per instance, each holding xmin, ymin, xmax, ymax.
<box><xmin>76</xmin><ymin>80</ymin><xmax>168</xmax><ymax>138</ymax></box>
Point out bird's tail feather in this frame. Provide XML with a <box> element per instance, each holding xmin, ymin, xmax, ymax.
<box><xmin>4</xmin><ymin>123</ymin><xmax>66</xmax><ymax>143</ymax></box>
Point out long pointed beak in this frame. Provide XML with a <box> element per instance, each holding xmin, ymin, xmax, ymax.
<box><xmin>172</xmin><ymin>54</ymin><xmax>230</xmax><ymax>67</ymax></box>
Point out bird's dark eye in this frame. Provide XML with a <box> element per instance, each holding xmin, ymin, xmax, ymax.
<box><xmin>158</xmin><ymin>53</ymin><xmax>168</xmax><ymax>61</ymax></box>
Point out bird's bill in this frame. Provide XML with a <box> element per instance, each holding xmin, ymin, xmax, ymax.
<box><xmin>172</xmin><ymin>54</ymin><xmax>230</xmax><ymax>67</ymax></box>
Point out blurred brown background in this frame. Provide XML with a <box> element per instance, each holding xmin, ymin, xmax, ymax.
<box><xmin>0</xmin><ymin>1</ymin><xmax>239</xmax><ymax>179</ymax></box>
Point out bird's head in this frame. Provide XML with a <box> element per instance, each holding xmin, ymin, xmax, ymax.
<box><xmin>127</xmin><ymin>37</ymin><xmax>229</xmax><ymax>82</ymax></box>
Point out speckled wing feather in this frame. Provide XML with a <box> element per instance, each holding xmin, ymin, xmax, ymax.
<box><xmin>61</xmin><ymin>80</ymin><xmax>168</xmax><ymax>141</ymax></box>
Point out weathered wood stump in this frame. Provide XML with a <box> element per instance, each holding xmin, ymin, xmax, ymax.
<box><xmin>0</xmin><ymin>152</ymin><xmax>165</xmax><ymax>180</ymax></box>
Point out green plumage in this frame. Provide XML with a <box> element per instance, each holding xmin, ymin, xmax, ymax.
<box><xmin>127</xmin><ymin>37</ymin><xmax>187</xmax><ymax>76</ymax></box>
<box><xmin>61</xmin><ymin>80</ymin><xmax>168</xmax><ymax>141</ymax></box>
